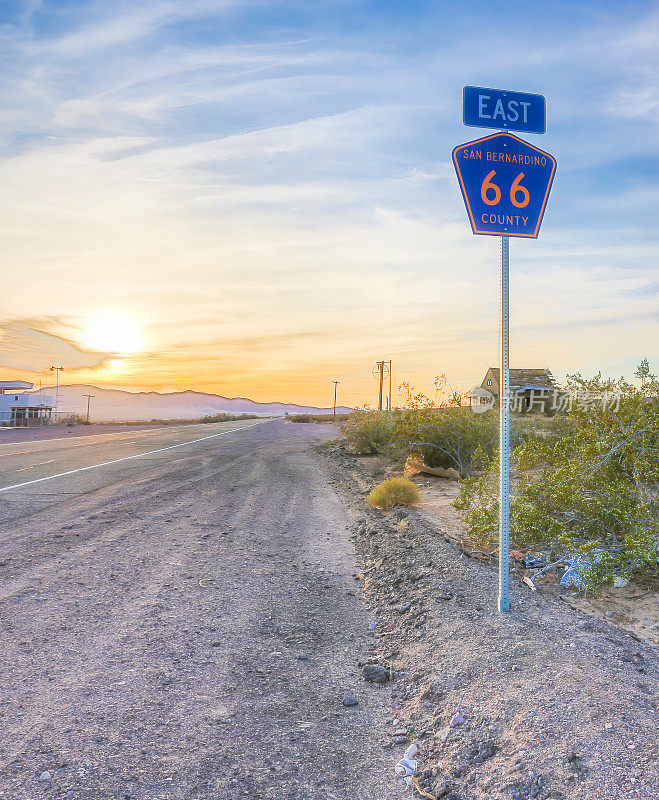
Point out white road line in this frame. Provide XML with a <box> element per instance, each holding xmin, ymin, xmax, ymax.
<box><xmin>0</xmin><ymin>421</ymin><xmax>270</xmax><ymax>493</ymax></box>
<box><xmin>13</xmin><ymin>459</ymin><xmax>57</xmax><ymax>472</ymax></box>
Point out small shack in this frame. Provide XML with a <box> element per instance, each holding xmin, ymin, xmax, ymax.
<box><xmin>480</xmin><ymin>367</ymin><xmax>558</xmax><ymax>412</ymax></box>
<box><xmin>0</xmin><ymin>381</ymin><xmax>53</xmax><ymax>427</ymax></box>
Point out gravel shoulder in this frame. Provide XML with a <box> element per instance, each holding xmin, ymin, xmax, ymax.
<box><xmin>0</xmin><ymin>421</ymin><xmax>400</xmax><ymax>800</ymax></box>
<box><xmin>319</xmin><ymin>443</ymin><xmax>659</xmax><ymax>800</ymax></box>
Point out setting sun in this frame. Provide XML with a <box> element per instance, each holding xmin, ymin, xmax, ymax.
<box><xmin>80</xmin><ymin>312</ymin><xmax>143</xmax><ymax>355</ymax></box>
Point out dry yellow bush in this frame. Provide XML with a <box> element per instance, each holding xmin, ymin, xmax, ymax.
<box><xmin>367</xmin><ymin>477</ymin><xmax>420</xmax><ymax>509</ymax></box>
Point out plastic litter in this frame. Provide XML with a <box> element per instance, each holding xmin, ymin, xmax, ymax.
<box><xmin>560</xmin><ymin>549</ymin><xmax>632</xmax><ymax>589</ymax></box>
<box><xmin>394</xmin><ymin>743</ymin><xmax>419</xmax><ymax>788</ymax></box>
<box><xmin>560</xmin><ymin>554</ymin><xmax>591</xmax><ymax>588</ymax></box>
<box><xmin>403</xmin><ymin>743</ymin><xmax>419</xmax><ymax>759</ymax></box>
<box><xmin>560</xmin><ymin>550</ymin><xmax>610</xmax><ymax>588</ymax></box>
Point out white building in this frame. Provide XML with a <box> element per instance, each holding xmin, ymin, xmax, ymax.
<box><xmin>0</xmin><ymin>381</ymin><xmax>53</xmax><ymax>427</ymax></box>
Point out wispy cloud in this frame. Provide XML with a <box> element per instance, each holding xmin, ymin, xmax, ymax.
<box><xmin>41</xmin><ymin>1</ymin><xmax>242</xmax><ymax>56</ymax></box>
<box><xmin>0</xmin><ymin>319</ymin><xmax>112</xmax><ymax>372</ymax></box>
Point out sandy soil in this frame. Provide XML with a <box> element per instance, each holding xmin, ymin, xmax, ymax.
<box><xmin>320</xmin><ymin>444</ymin><xmax>659</xmax><ymax>800</ymax></box>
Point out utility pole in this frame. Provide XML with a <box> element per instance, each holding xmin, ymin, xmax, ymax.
<box><xmin>372</xmin><ymin>361</ymin><xmax>390</xmax><ymax>411</ymax></box>
<box><xmin>50</xmin><ymin>366</ymin><xmax>64</xmax><ymax>416</ymax></box>
<box><xmin>388</xmin><ymin>360</ymin><xmax>392</xmax><ymax>416</ymax></box>
<box><xmin>378</xmin><ymin>361</ymin><xmax>384</xmax><ymax>411</ymax></box>
<box><xmin>332</xmin><ymin>381</ymin><xmax>339</xmax><ymax>419</ymax></box>
<box><xmin>83</xmin><ymin>393</ymin><xmax>95</xmax><ymax>424</ymax></box>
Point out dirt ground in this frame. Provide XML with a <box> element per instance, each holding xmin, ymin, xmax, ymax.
<box><xmin>414</xmin><ymin>476</ymin><xmax>659</xmax><ymax>648</ymax></box>
<box><xmin>319</xmin><ymin>444</ymin><xmax>659</xmax><ymax>800</ymax></box>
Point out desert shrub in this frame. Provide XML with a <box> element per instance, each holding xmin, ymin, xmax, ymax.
<box><xmin>199</xmin><ymin>413</ymin><xmax>260</xmax><ymax>423</ymax></box>
<box><xmin>343</xmin><ymin>411</ymin><xmax>393</xmax><ymax>454</ymax></box>
<box><xmin>58</xmin><ymin>413</ymin><xmax>86</xmax><ymax>426</ymax></box>
<box><xmin>388</xmin><ymin>407</ymin><xmax>497</xmax><ymax>476</ymax></box>
<box><xmin>455</xmin><ymin>366</ymin><xmax>659</xmax><ymax>592</ymax></box>
<box><xmin>368</xmin><ymin>477</ymin><xmax>421</xmax><ymax>509</ymax></box>
<box><xmin>289</xmin><ymin>413</ymin><xmax>349</xmax><ymax>423</ymax></box>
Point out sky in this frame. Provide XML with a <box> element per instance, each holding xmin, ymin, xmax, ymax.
<box><xmin>0</xmin><ymin>0</ymin><xmax>657</xmax><ymax>407</ymax></box>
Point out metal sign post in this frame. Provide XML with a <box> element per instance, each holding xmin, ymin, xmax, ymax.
<box><xmin>453</xmin><ymin>86</ymin><xmax>556</xmax><ymax>612</ymax></box>
<box><xmin>499</xmin><ymin>235</ymin><xmax>511</xmax><ymax>612</ymax></box>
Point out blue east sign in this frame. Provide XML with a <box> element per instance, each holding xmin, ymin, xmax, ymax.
<box><xmin>463</xmin><ymin>86</ymin><xmax>546</xmax><ymax>135</ymax></box>
<box><xmin>453</xmin><ymin>132</ymin><xmax>557</xmax><ymax>238</ymax></box>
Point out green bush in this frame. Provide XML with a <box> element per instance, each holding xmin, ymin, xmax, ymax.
<box><xmin>289</xmin><ymin>413</ymin><xmax>349</xmax><ymax>423</ymax></box>
<box><xmin>368</xmin><ymin>477</ymin><xmax>421</xmax><ymax>509</ymax></box>
<box><xmin>342</xmin><ymin>411</ymin><xmax>393</xmax><ymax>454</ymax></box>
<box><xmin>388</xmin><ymin>407</ymin><xmax>497</xmax><ymax>476</ymax></box>
<box><xmin>198</xmin><ymin>413</ymin><xmax>261</xmax><ymax>423</ymax></box>
<box><xmin>342</xmin><ymin>404</ymin><xmax>497</xmax><ymax>474</ymax></box>
<box><xmin>455</xmin><ymin>367</ymin><xmax>659</xmax><ymax>592</ymax></box>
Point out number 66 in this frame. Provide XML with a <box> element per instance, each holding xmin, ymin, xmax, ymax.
<box><xmin>481</xmin><ymin>170</ymin><xmax>530</xmax><ymax>208</ymax></box>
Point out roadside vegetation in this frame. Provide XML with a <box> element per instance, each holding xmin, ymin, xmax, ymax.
<box><xmin>456</xmin><ymin>367</ymin><xmax>659</xmax><ymax>592</ymax></box>
<box><xmin>367</xmin><ymin>477</ymin><xmax>420</xmax><ymax>509</ymax></box>
<box><xmin>288</xmin><ymin>413</ymin><xmax>350</xmax><ymax>423</ymax></box>
<box><xmin>198</xmin><ymin>412</ymin><xmax>262</xmax><ymax>423</ymax></box>
<box><xmin>63</xmin><ymin>413</ymin><xmax>89</xmax><ymax>426</ymax></box>
<box><xmin>342</xmin><ymin>381</ymin><xmax>499</xmax><ymax>475</ymax></box>
<box><xmin>342</xmin><ymin>363</ymin><xmax>659</xmax><ymax>593</ymax></box>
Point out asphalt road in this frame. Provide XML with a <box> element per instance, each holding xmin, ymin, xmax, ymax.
<box><xmin>0</xmin><ymin>421</ymin><xmax>269</xmax><ymax>521</ymax></box>
<box><xmin>0</xmin><ymin>420</ymin><xmax>398</xmax><ymax>800</ymax></box>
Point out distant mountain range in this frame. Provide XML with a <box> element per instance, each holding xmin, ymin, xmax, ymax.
<box><xmin>36</xmin><ymin>384</ymin><xmax>352</xmax><ymax>422</ymax></box>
